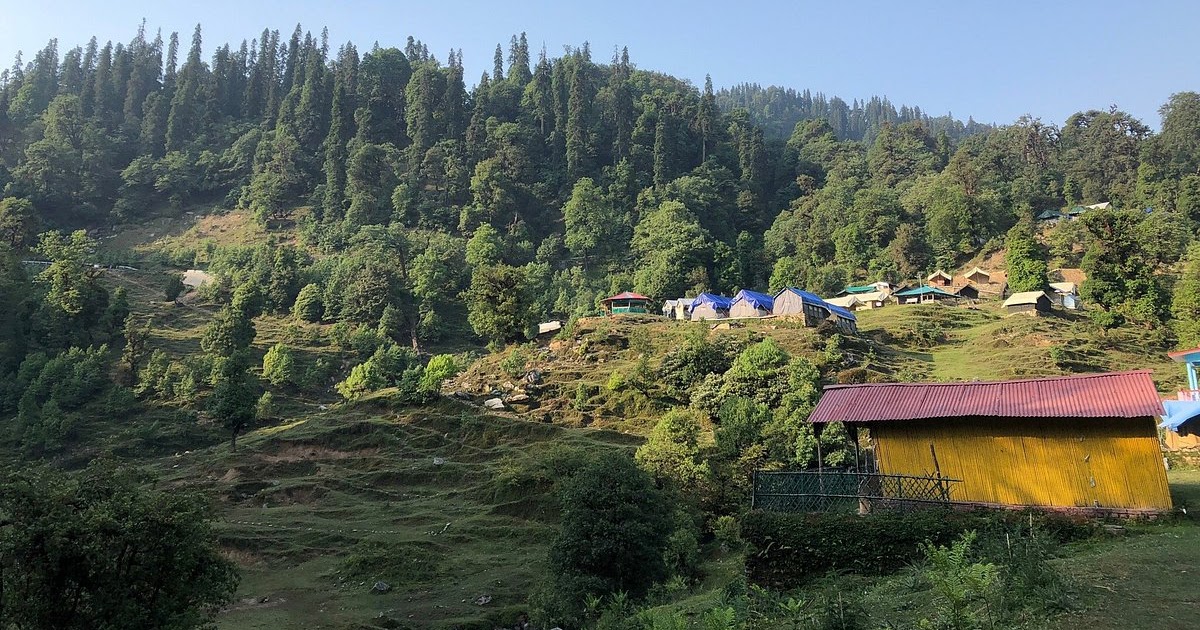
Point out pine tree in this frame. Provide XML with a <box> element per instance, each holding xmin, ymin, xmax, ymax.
<box><xmin>164</xmin><ymin>25</ymin><xmax>209</xmax><ymax>152</ymax></box>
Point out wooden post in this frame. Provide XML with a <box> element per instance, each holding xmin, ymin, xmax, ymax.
<box><xmin>930</xmin><ymin>442</ymin><xmax>950</xmax><ymax>503</ymax></box>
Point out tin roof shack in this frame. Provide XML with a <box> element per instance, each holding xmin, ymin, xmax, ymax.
<box><xmin>892</xmin><ymin>285</ymin><xmax>957</xmax><ymax>305</ymax></box>
<box><xmin>809</xmin><ymin>371</ymin><xmax>1172</xmax><ymax>513</ymax></box>
<box><xmin>1003</xmin><ymin>291</ymin><xmax>1052</xmax><ymax>315</ymax></box>
<box><xmin>602</xmin><ymin>291</ymin><xmax>653</xmax><ymax>315</ymax></box>
<box><xmin>689</xmin><ymin>293</ymin><xmax>733</xmax><ymax>321</ymax></box>
<box><xmin>772</xmin><ymin>288</ymin><xmax>831</xmax><ymax>327</ymax></box>
<box><xmin>729</xmin><ymin>289</ymin><xmax>775</xmax><ymax>318</ymax></box>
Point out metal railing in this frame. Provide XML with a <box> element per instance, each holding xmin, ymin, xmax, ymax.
<box><xmin>752</xmin><ymin>470</ymin><xmax>962</xmax><ymax>513</ymax></box>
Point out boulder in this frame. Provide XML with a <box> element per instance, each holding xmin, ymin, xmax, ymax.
<box><xmin>505</xmin><ymin>393</ymin><xmax>531</xmax><ymax>405</ymax></box>
<box><xmin>483</xmin><ymin>398</ymin><xmax>506</xmax><ymax>411</ymax></box>
<box><xmin>371</xmin><ymin>581</ymin><xmax>391</xmax><ymax>594</ymax></box>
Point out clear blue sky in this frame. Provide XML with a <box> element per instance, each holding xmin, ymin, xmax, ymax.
<box><xmin>1</xmin><ymin>0</ymin><xmax>1197</xmax><ymax>129</ymax></box>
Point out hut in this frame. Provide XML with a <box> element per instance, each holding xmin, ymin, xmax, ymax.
<box><xmin>825</xmin><ymin>295</ymin><xmax>861</xmax><ymax>311</ymax></box>
<box><xmin>892</xmin><ymin>285</ymin><xmax>957</xmax><ymax>305</ymax></box>
<box><xmin>927</xmin><ymin>270</ymin><xmax>953</xmax><ymax>287</ymax></box>
<box><xmin>809</xmin><ymin>371</ymin><xmax>1172</xmax><ymax>512</ymax></box>
<box><xmin>689</xmin><ymin>293</ymin><xmax>733</xmax><ymax>321</ymax></box>
<box><xmin>601</xmin><ymin>291</ymin><xmax>653</xmax><ymax>315</ymax></box>
<box><xmin>954</xmin><ymin>284</ymin><xmax>980</xmax><ymax>300</ymax></box>
<box><xmin>1002</xmin><ymin>291</ymin><xmax>1052</xmax><ymax>315</ymax></box>
<box><xmin>1049</xmin><ymin>282</ymin><xmax>1080</xmax><ymax>310</ymax></box>
<box><xmin>1161</xmin><ymin>347</ymin><xmax>1200</xmax><ymax>450</ymax></box>
<box><xmin>839</xmin><ymin>281</ymin><xmax>893</xmax><ymax>296</ymax></box>
<box><xmin>729</xmin><ymin>289</ymin><xmax>775</xmax><ymax>318</ymax></box>
<box><xmin>182</xmin><ymin>269</ymin><xmax>213</xmax><ymax>289</ymax></box>
<box><xmin>772</xmin><ymin>288</ymin><xmax>831</xmax><ymax>327</ymax></box>
<box><xmin>1036</xmin><ymin>208</ymin><xmax>1065</xmax><ymax>223</ymax></box>
<box><xmin>825</xmin><ymin>304</ymin><xmax>858</xmax><ymax>334</ymax></box>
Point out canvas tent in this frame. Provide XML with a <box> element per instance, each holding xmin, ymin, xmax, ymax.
<box><xmin>1003</xmin><ymin>291</ymin><xmax>1052</xmax><ymax>315</ymax></box>
<box><xmin>772</xmin><ymin>288</ymin><xmax>831</xmax><ymax>326</ymax></box>
<box><xmin>825</xmin><ymin>303</ymin><xmax>858</xmax><ymax>334</ymax></box>
<box><xmin>729</xmin><ymin>289</ymin><xmax>775</xmax><ymax>318</ymax></box>
<box><xmin>690</xmin><ymin>293</ymin><xmax>733</xmax><ymax>321</ymax></box>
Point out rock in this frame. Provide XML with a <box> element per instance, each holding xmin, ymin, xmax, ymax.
<box><xmin>372</xmin><ymin>581</ymin><xmax>391</xmax><ymax>594</ymax></box>
<box><xmin>474</xmin><ymin>594</ymin><xmax>492</xmax><ymax>606</ymax></box>
<box><xmin>433</xmin><ymin>457</ymin><xmax>446</xmax><ymax>466</ymax></box>
<box><xmin>483</xmin><ymin>398</ymin><xmax>505</xmax><ymax>410</ymax></box>
<box><xmin>501</xmin><ymin>381</ymin><xmax>516</xmax><ymax>391</ymax></box>
<box><xmin>505</xmin><ymin>393</ymin><xmax>531</xmax><ymax>405</ymax></box>
<box><xmin>524</xmin><ymin>369</ymin><xmax>544</xmax><ymax>384</ymax></box>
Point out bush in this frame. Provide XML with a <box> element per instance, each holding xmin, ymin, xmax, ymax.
<box><xmin>164</xmin><ymin>275</ymin><xmax>186</xmax><ymax>301</ymax></box>
<box><xmin>261</xmin><ymin>343</ymin><xmax>297</xmax><ymax>387</ymax></box>
<box><xmin>499</xmin><ymin>345</ymin><xmax>530</xmax><ymax>378</ymax></box>
<box><xmin>418</xmin><ymin>354</ymin><xmax>463</xmax><ymax>394</ymax></box>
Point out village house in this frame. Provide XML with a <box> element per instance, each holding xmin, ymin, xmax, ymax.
<box><xmin>729</xmin><ymin>289</ymin><xmax>775</xmax><ymax>318</ymax></box>
<box><xmin>1002</xmin><ymin>291</ymin><xmax>1052</xmax><ymax>315</ymax></box>
<box><xmin>892</xmin><ymin>285</ymin><xmax>957</xmax><ymax>305</ymax></box>
<box><xmin>808</xmin><ymin>371</ymin><xmax>1172</xmax><ymax>512</ymax></box>
<box><xmin>689</xmin><ymin>293</ymin><xmax>733</xmax><ymax>321</ymax></box>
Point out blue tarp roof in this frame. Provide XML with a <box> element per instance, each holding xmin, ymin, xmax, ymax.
<box><xmin>778</xmin><ymin>288</ymin><xmax>828</xmax><ymax>307</ymax></box>
<box><xmin>893</xmin><ymin>285</ymin><xmax>957</xmax><ymax>298</ymax></box>
<box><xmin>826</xmin><ymin>304</ymin><xmax>857</xmax><ymax>321</ymax></box>
<box><xmin>1161</xmin><ymin>400</ymin><xmax>1200</xmax><ymax>431</ymax></box>
<box><xmin>690</xmin><ymin>292</ymin><xmax>733</xmax><ymax>311</ymax></box>
<box><xmin>732</xmin><ymin>289</ymin><xmax>774</xmax><ymax>310</ymax></box>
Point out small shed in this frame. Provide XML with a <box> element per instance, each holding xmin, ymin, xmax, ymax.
<box><xmin>602</xmin><ymin>291</ymin><xmax>653</xmax><ymax>315</ymax></box>
<box><xmin>892</xmin><ymin>285</ymin><xmax>957</xmax><ymax>305</ymax></box>
<box><xmin>809</xmin><ymin>371</ymin><xmax>1172</xmax><ymax>512</ymax></box>
<box><xmin>729</xmin><ymin>289</ymin><xmax>775</xmax><ymax>318</ymax></box>
<box><xmin>927</xmin><ymin>270</ymin><xmax>953</xmax><ymax>287</ymax></box>
<box><xmin>182</xmin><ymin>269</ymin><xmax>213</xmax><ymax>289</ymax></box>
<box><xmin>954</xmin><ymin>284</ymin><xmax>980</xmax><ymax>300</ymax></box>
<box><xmin>1036</xmin><ymin>209</ymin><xmax>1064</xmax><ymax>222</ymax></box>
<box><xmin>1003</xmin><ymin>291</ymin><xmax>1051</xmax><ymax>315</ymax></box>
<box><xmin>772</xmin><ymin>288</ymin><xmax>831</xmax><ymax>327</ymax></box>
<box><xmin>689</xmin><ymin>293</ymin><xmax>733</xmax><ymax>321</ymax></box>
<box><xmin>1048</xmin><ymin>282</ymin><xmax>1080</xmax><ymax>310</ymax></box>
<box><xmin>825</xmin><ymin>303</ymin><xmax>858</xmax><ymax>335</ymax></box>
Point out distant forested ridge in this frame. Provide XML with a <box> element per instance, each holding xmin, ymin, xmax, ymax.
<box><xmin>715</xmin><ymin>83</ymin><xmax>996</xmax><ymax>143</ymax></box>
<box><xmin>0</xmin><ymin>23</ymin><xmax>1199</xmax><ymax>352</ymax></box>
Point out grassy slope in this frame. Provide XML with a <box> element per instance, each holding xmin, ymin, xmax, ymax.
<box><xmin>83</xmin><ymin>209</ymin><xmax>1199</xmax><ymax>628</ymax></box>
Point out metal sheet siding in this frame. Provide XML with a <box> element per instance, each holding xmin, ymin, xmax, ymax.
<box><xmin>871</xmin><ymin>416</ymin><xmax>1172</xmax><ymax>510</ymax></box>
<box><xmin>810</xmin><ymin>371</ymin><xmax>1163</xmax><ymax>423</ymax></box>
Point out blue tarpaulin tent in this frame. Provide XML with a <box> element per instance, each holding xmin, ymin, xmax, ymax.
<box><xmin>690</xmin><ymin>292</ymin><xmax>733</xmax><ymax>320</ymax></box>
<box><xmin>730</xmin><ymin>289</ymin><xmax>774</xmax><ymax>317</ymax></box>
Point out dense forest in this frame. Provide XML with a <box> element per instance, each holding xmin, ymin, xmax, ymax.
<box><xmin>0</xmin><ymin>22</ymin><xmax>1198</xmax><ymax>407</ymax></box>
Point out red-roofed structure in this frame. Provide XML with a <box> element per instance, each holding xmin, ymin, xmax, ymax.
<box><xmin>600</xmin><ymin>291</ymin><xmax>653</xmax><ymax>315</ymax></box>
<box><xmin>810</xmin><ymin>371</ymin><xmax>1164</xmax><ymax>424</ymax></box>
<box><xmin>809</xmin><ymin>371</ymin><xmax>1171</xmax><ymax>512</ymax></box>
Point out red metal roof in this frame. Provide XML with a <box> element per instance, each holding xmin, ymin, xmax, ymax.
<box><xmin>809</xmin><ymin>370</ymin><xmax>1163</xmax><ymax>424</ymax></box>
<box><xmin>601</xmin><ymin>291</ymin><xmax>652</xmax><ymax>302</ymax></box>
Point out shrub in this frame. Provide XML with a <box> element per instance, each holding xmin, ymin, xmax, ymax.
<box><xmin>418</xmin><ymin>354</ymin><xmax>462</xmax><ymax>394</ymax></box>
<box><xmin>163</xmin><ymin>275</ymin><xmax>186</xmax><ymax>301</ymax></box>
<box><xmin>292</xmin><ymin>283</ymin><xmax>324</xmax><ymax>322</ymax></box>
<box><xmin>499</xmin><ymin>345</ymin><xmax>530</xmax><ymax>378</ymax></box>
<box><xmin>261</xmin><ymin>343</ymin><xmax>297</xmax><ymax>387</ymax></box>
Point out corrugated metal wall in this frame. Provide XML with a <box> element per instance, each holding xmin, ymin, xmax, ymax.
<box><xmin>871</xmin><ymin>416</ymin><xmax>1172</xmax><ymax>510</ymax></box>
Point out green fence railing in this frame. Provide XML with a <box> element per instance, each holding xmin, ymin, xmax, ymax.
<box><xmin>751</xmin><ymin>470</ymin><xmax>962</xmax><ymax>513</ymax></box>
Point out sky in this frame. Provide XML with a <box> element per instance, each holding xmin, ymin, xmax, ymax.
<box><xmin>0</xmin><ymin>0</ymin><xmax>1197</xmax><ymax>129</ymax></box>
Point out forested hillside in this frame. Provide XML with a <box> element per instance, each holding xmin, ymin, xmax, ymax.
<box><xmin>3</xmin><ymin>20</ymin><xmax>1200</xmax><ymax>629</ymax></box>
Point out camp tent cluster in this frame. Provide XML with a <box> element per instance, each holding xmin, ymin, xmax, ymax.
<box><xmin>658</xmin><ymin>287</ymin><xmax>857</xmax><ymax>334</ymax></box>
<box><xmin>810</xmin><ymin>370</ymin><xmax>1172</xmax><ymax>513</ymax></box>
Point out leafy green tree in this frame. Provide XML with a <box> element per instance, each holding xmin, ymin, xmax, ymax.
<box><xmin>546</xmin><ymin>451</ymin><xmax>673</xmax><ymax>616</ymax></box>
<box><xmin>208</xmin><ymin>350</ymin><xmax>258</xmax><ymax>450</ymax></box>
<box><xmin>631</xmin><ymin>201</ymin><xmax>713</xmax><ymax>298</ymax></box>
<box><xmin>1004</xmin><ymin>222</ymin><xmax>1048</xmax><ymax>292</ymax></box>
<box><xmin>635</xmin><ymin>409</ymin><xmax>709</xmax><ymax>490</ymax></box>
<box><xmin>465</xmin><ymin>264</ymin><xmax>536</xmax><ymax>344</ymax></box>
<box><xmin>120</xmin><ymin>315</ymin><xmax>151</xmax><ymax>385</ymax></box>
<box><xmin>1173</xmin><ymin>243</ymin><xmax>1200</xmax><ymax>348</ymax></box>
<box><xmin>292</xmin><ymin>283</ymin><xmax>324</xmax><ymax>322</ymax></box>
<box><xmin>261</xmin><ymin>343</ymin><xmax>297</xmax><ymax>387</ymax></box>
<box><xmin>164</xmin><ymin>274</ymin><xmax>186</xmax><ymax>301</ymax></box>
<box><xmin>563</xmin><ymin>177</ymin><xmax>624</xmax><ymax>268</ymax></box>
<box><xmin>0</xmin><ymin>197</ymin><xmax>38</xmax><ymax>248</ymax></box>
<box><xmin>0</xmin><ymin>460</ymin><xmax>239</xmax><ymax>629</ymax></box>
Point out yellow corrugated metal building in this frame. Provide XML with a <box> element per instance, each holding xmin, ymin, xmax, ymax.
<box><xmin>809</xmin><ymin>371</ymin><xmax>1173</xmax><ymax>513</ymax></box>
<box><xmin>871</xmin><ymin>416</ymin><xmax>1170</xmax><ymax>510</ymax></box>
